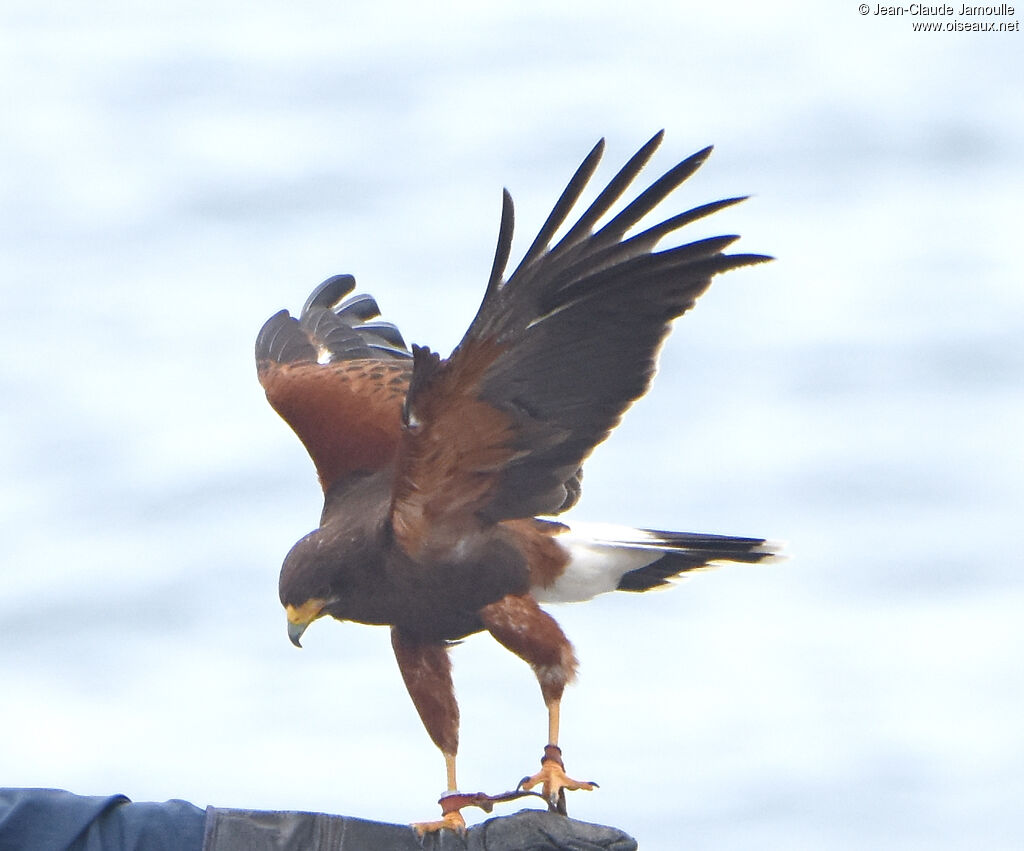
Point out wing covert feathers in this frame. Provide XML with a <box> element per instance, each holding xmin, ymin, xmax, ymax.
<box><xmin>391</xmin><ymin>339</ymin><xmax>520</xmax><ymax>561</ymax></box>
<box><xmin>256</xmin><ymin>274</ymin><xmax>412</xmax><ymax>491</ymax></box>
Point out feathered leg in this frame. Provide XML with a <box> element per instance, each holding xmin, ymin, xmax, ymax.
<box><xmin>479</xmin><ymin>594</ymin><xmax>597</xmax><ymax>814</ymax></box>
<box><xmin>390</xmin><ymin>627</ymin><xmax>467</xmax><ymax>833</ymax></box>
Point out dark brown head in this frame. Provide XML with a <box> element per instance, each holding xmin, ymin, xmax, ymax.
<box><xmin>278</xmin><ymin>475</ymin><xmax>393</xmax><ymax>647</ymax></box>
<box><xmin>279</xmin><ymin>528</ymin><xmax>345</xmax><ymax>648</ymax></box>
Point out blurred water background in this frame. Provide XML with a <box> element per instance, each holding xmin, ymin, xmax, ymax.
<box><xmin>1</xmin><ymin>2</ymin><xmax>1022</xmax><ymax>848</ymax></box>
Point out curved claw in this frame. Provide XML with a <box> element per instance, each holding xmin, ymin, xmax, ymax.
<box><xmin>517</xmin><ymin>744</ymin><xmax>598</xmax><ymax>814</ymax></box>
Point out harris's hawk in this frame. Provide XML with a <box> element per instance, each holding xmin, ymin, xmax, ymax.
<box><xmin>255</xmin><ymin>131</ymin><xmax>778</xmax><ymax>832</ymax></box>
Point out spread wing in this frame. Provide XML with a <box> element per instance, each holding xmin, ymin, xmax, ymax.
<box><xmin>390</xmin><ymin>131</ymin><xmax>770</xmax><ymax>561</ymax></box>
<box><xmin>256</xmin><ymin>274</ymin><xmax>413</xmax><ymax>492</ymax></box>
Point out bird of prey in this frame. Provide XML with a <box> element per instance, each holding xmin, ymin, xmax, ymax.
<box><xmin>255</xmin><ymin>131</ymin><xmax>777</xmax><ymax>832</ymax></box>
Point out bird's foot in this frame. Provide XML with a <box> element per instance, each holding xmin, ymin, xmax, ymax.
<box><xmin>411</xmin><ymin>792</ymin><xmax>472</xmax><ymax>835</ymax></box>
<box><xmin>412</xmin><ymin>788</ymin><xmax>542</xmax><ymax>835</ymax></box>
<box><xmin>517</xmin><ymin>744</ymin><xmax>598</xmax><ymax>815</ymax></box>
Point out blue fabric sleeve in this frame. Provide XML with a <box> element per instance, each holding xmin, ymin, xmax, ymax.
<box><xmin>0</xmin><ymin>789</ymin><xmax>205</xmax><ymax>851</ymax></box>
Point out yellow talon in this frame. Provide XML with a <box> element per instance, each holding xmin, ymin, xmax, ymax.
<box><xmin>518</xmin><ymin>744</ymin><xmax>597</xmax><ymax>814</ymax></box>
<box><xmin>412</xmin><ymin>807</ymin><xmax>467</xmax><ymax>835</ymax></box>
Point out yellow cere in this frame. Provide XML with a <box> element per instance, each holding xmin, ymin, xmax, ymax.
<box><xmin>284</xmin><ymin>598</ymin><xmax>330</xmax><ymax>625</ymax></box>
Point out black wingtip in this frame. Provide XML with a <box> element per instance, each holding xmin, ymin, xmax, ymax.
<box><xmin>301</xmin><ymin>274</ymin><xmax>357</xmax><ymax>316</ymax></box>
<box><xmin>729</xmin><ymin>252</ymin><xmax>775</xmax><ymax>266</ymax></box>
<box><xmin>255</xmin><ymin>310</ymin><xmax>317</xmax><ymax>368</ymax></box>
<box><xmin>643</xmin><ymin>129</ymin><xmax>666</xmax><ymax>154</ymax></box>
<box><xmin>486</xmin><ymin>188</ymin><xmax>516</xmax><ymax>295</ymax></box>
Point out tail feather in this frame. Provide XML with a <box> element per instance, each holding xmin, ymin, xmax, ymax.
<box><xmin>531</xmin><ymin>521</ymin><xmax>781</xmax><ymax>604</ymax></box>
<box><xmin>614</xmin><ymin>530</ymin><xmax>779</xmax><ymax>592</ymax></box>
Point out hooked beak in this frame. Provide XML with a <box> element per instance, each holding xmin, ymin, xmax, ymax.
<box><xmin>287</xmin><ymin>619</ymin><xmax>308</xmax><ymax>648</ymax></box>
<box><xmin>284</xmin><ymin>599</ymin><xmax>331</xmax><ymax>648</ymax></box>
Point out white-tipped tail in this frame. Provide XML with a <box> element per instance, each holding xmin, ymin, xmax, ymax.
<box><xmin>531</xmin><ymin>520</ymin><xmax>781</xmax><ymax>604</ymax></box>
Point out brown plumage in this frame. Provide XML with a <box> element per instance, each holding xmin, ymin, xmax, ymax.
<box><xmin>256</xmin><ymin>131</ymin><xmax>779</xmax><ymax>831</ymax></box>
